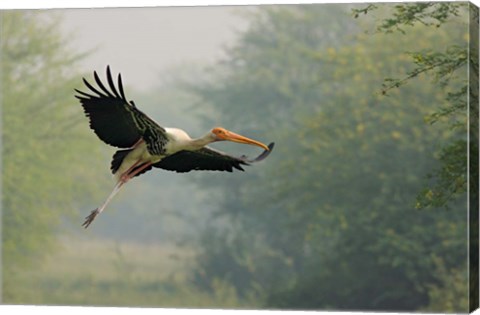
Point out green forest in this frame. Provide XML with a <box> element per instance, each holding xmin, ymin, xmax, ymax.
<box><xmin>1</xmin><ymin>3</ymin><xmax>478</xmax><ymax>312</ymax></box>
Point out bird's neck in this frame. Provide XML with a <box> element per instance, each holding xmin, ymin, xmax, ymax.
<box><xmin>186</xmin><ymin>133</ymin><xmax>215</xmax><ymax>150</ymax></box>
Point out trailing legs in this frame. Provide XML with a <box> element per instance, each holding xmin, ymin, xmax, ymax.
<box><xmin>82</xmin><ymin>161</ymin><xmax>153</xmax><ymax>228</ymax></box>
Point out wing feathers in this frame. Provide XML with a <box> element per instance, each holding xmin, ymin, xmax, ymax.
<box><xmin>106</xmin><ymin>66</ymin><xmax>122</xmax><ymax>99</ymax></box>
<box><xmin>152</xmin><ymin>143</ymin><xmax>274</xmax><ymax>174</ymax></box>
<box><xmin>74</xmin><ymin>88</ymin><xmax>93</xmax><ymax>99</ymax></box>
<box><xmin>243</xmin><ymin>142</ymin><xmax>275</xmax><ymax>163</ymax></box>
<box><xmin>118</xmin><ymin>73</ymin><xmax>127</xmax><ymax>100</ymax></box>
<box><xmin>82</xmin><ymin>77</ymin><xmax>104</xmax><ymax>97</ymax></box>
<box><xmin>76</xmin><ymin>66</ymin><xmax>167</xmax><ymax>150</ymax></box>
<box><xmin>93</xmin><ymin>70</ymin><xmax>114</xmax><ymax>98</ymax></box>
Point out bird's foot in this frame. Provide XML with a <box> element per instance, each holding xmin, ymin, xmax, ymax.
<box><xmin>82</xmin><ymin>208</ymin><xmax>99</xmax><ymax>229</ymax></box>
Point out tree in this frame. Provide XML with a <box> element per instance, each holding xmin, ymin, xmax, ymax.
<box><xmin>352</xmin><ymin>2</ymin><xmax>476</xmax><ymax>210</ymax></box>
<box><xmin>353</xmin><ymin>3</ymin><xmax>478</xmax><ymax>310</ymax></box>
<box><xmin>183</xmin><ymin>4</ymin><xmax>470</xmax><ymax>311</ymax></box>
<box><xmin>1</xmin><ymin>11</ymin><xmax>105</xmax><ymax>301</ymax></box>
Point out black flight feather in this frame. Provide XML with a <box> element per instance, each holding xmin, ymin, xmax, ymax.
<box><xmin>118</xmin><ymin>73</ymin><xmax>127</xmax><ymax>101</ymax></box>
<box><xmin>94</xmin><ymin>70</ymin><xmax>114</xmax><ymax>98</ymax></box>
<box><xmin>106</xmin><ymin>66</ymin><xmax>121</xmax><ymax>99</ymax></box>
<box><xmin>75</xmin><ymin>66</ymin><xmax>168</xmax><ymax>151</ymax></box>
<box><xmin>152</xmin><ymin>142</ymin><xmax>275</xmax><ymax>174</ymax></box>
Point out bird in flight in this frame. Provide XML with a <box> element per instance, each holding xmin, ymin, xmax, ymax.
<box><xmin>75</xmin><ymin>66</ymin><xmax>274</xmax><ymax>228</ymax></box>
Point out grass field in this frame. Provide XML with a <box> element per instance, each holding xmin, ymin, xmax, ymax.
<box><xmin>7</xmin><ymin>235</ymin><xmax>257</xmax><ymax>309</ymax></box>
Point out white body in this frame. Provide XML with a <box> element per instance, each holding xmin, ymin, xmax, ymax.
<box><xmin>114</xmin><ymin>128</ymin><xmax>211</xmax><ymax>181</ymax></box>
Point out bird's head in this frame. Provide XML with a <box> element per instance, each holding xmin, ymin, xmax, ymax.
<box><xmin>211</xmin><ymin>127</ymin><xmax>270</xmax><ymax>151</ymax></box>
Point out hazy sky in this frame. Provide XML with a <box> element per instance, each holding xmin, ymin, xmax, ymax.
<box><xmin>59</xmin><ymin>6</ymin><xmax>251</xmax><ymax>90</ymax></box>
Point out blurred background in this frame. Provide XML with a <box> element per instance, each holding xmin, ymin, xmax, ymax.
<box><xmin>0</xmin><ymin>2</ymin><xmax>476</xmax><ymax>312</ymax></box>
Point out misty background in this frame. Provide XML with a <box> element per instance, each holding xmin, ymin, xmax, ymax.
<box><xmin>61</xmin><ymin>6</ymin><xmax>249</xmax><ymax>91</ymax></box>
<box><xmin>1</xmin><ymin>3</ymin><xmax>476</xmax><ymax>312</ymax></box>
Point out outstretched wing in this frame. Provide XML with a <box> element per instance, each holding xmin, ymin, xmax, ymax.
<box><xmin>75</xmin><ymin>66</ymin><xmax>168</xmax><ymax>154</ymax></box>
<box><xmin>153</xmin><ymin>142</ymin><xmax>275</xmax><ymax>173</ymax></box>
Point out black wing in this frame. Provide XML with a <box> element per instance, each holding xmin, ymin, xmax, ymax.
<box><xmin>153</xmin><ymin>142</ymin><xmax>275</xmax><ymax>173</ymax></box>
<box><xmin>75</xmin><ymin>66</ymin><xmax>168</xmax><ymax>154</ymax></box>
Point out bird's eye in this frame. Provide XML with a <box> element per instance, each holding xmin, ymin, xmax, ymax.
<box><xmin>213</xmin><ymin>128</ymin><xmax>224</xmax><ymax>135</ymax></box>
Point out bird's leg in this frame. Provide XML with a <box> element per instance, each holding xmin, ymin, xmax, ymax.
<box><xmin>132</xmin><ymin>138</ymin><xmax>144</xmax><ymax>147</ymax></box>
<box><xmin>119</xmin><ymin>160</ymin><xmax>142</xmax><ymax>183</ymax></box>
<box><xmin>82</xmin><ymin>180</ymin><xmax>125</xmax><ymax>229</ymax></box>
<box><xmin>82</xmin><ymin>161</ymin><xmax>153</xmax><ymax>229</ymax></box>
<box><xmin>125</xmin><ymin>162</ymin><xmax>153</xmax><ymax>180</ymax></box>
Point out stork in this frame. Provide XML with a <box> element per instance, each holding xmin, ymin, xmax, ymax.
<box><xmin>75</xmin><ymin>66</ymin><xmax>274</xmax><ymax>228</ymax></box>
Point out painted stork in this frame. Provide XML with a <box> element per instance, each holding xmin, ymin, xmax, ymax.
<box><xmin>75</xmin><ymin>66</ymin><xmax>274</xmax><ymax>228</ymax></box>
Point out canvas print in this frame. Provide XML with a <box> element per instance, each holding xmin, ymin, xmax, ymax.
<box><xmin>0</xmin><ymin>2</ymin><xmax>478</xmax><ymax>313</ymax></box>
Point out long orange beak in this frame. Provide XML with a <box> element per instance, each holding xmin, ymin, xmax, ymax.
<box><xmin>219</xmin><ymin>129</ymin><xmax>270</xmax><ymax>151</ymax></box>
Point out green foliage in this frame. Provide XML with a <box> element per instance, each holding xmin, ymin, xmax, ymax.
<box><xmin>183</xmin><ymin>4</ymin><xmax>469</xmax><ymax>312</ymax></box>
<box><xmin>421</xmin><ymin>256</ymin><xmax>469</xmax><ymax>312</ymax></box>
<box><xmin>416</xmin><ymin>140</ymin><xmax>468</xmax><ymax>210</ymax></box>
<box><xmin>353</xmin><ymin>3</ymin><xmax>474</xmax><ymax>211</ymax></box>
<box><xmin>1</xmin><ymin>11</ymin><xmax>106</xmax><ymax>300</ymax></box>
<box><xmin>381</xmin><ymin>46</ymin><xmax>467</xmax><ymax>95</ymax></box>
<box><xmin>353</xmin><ymin>2</ymin><xmax>464</xmax><ymax>34</ymax></box>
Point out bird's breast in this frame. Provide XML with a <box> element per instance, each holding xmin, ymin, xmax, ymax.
<box><xmin>164</xmin><ymin>127</ymin><xmax>193</xmax><ymax>154</ymax></box>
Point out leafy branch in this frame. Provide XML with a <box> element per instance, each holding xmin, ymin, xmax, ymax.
<box><xmin>353</xmin><ymin>3</ymin><xmax>473</xmax><ymax>210</ymax></box>
<box><xmin>354</xmin><ymin>3</ymin><xmax>465</xmax><ymax>34</ymax></box>
<box><xmin>381</xmin><ymin>46</ymin><xmax>468</xmax><ymax>95</ymax></box>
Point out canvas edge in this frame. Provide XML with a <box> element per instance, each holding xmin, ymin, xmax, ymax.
<box><xmin>469</xmin><ymin>1</ymin><xmax>480</xmax><ymax>313</ymax></box>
